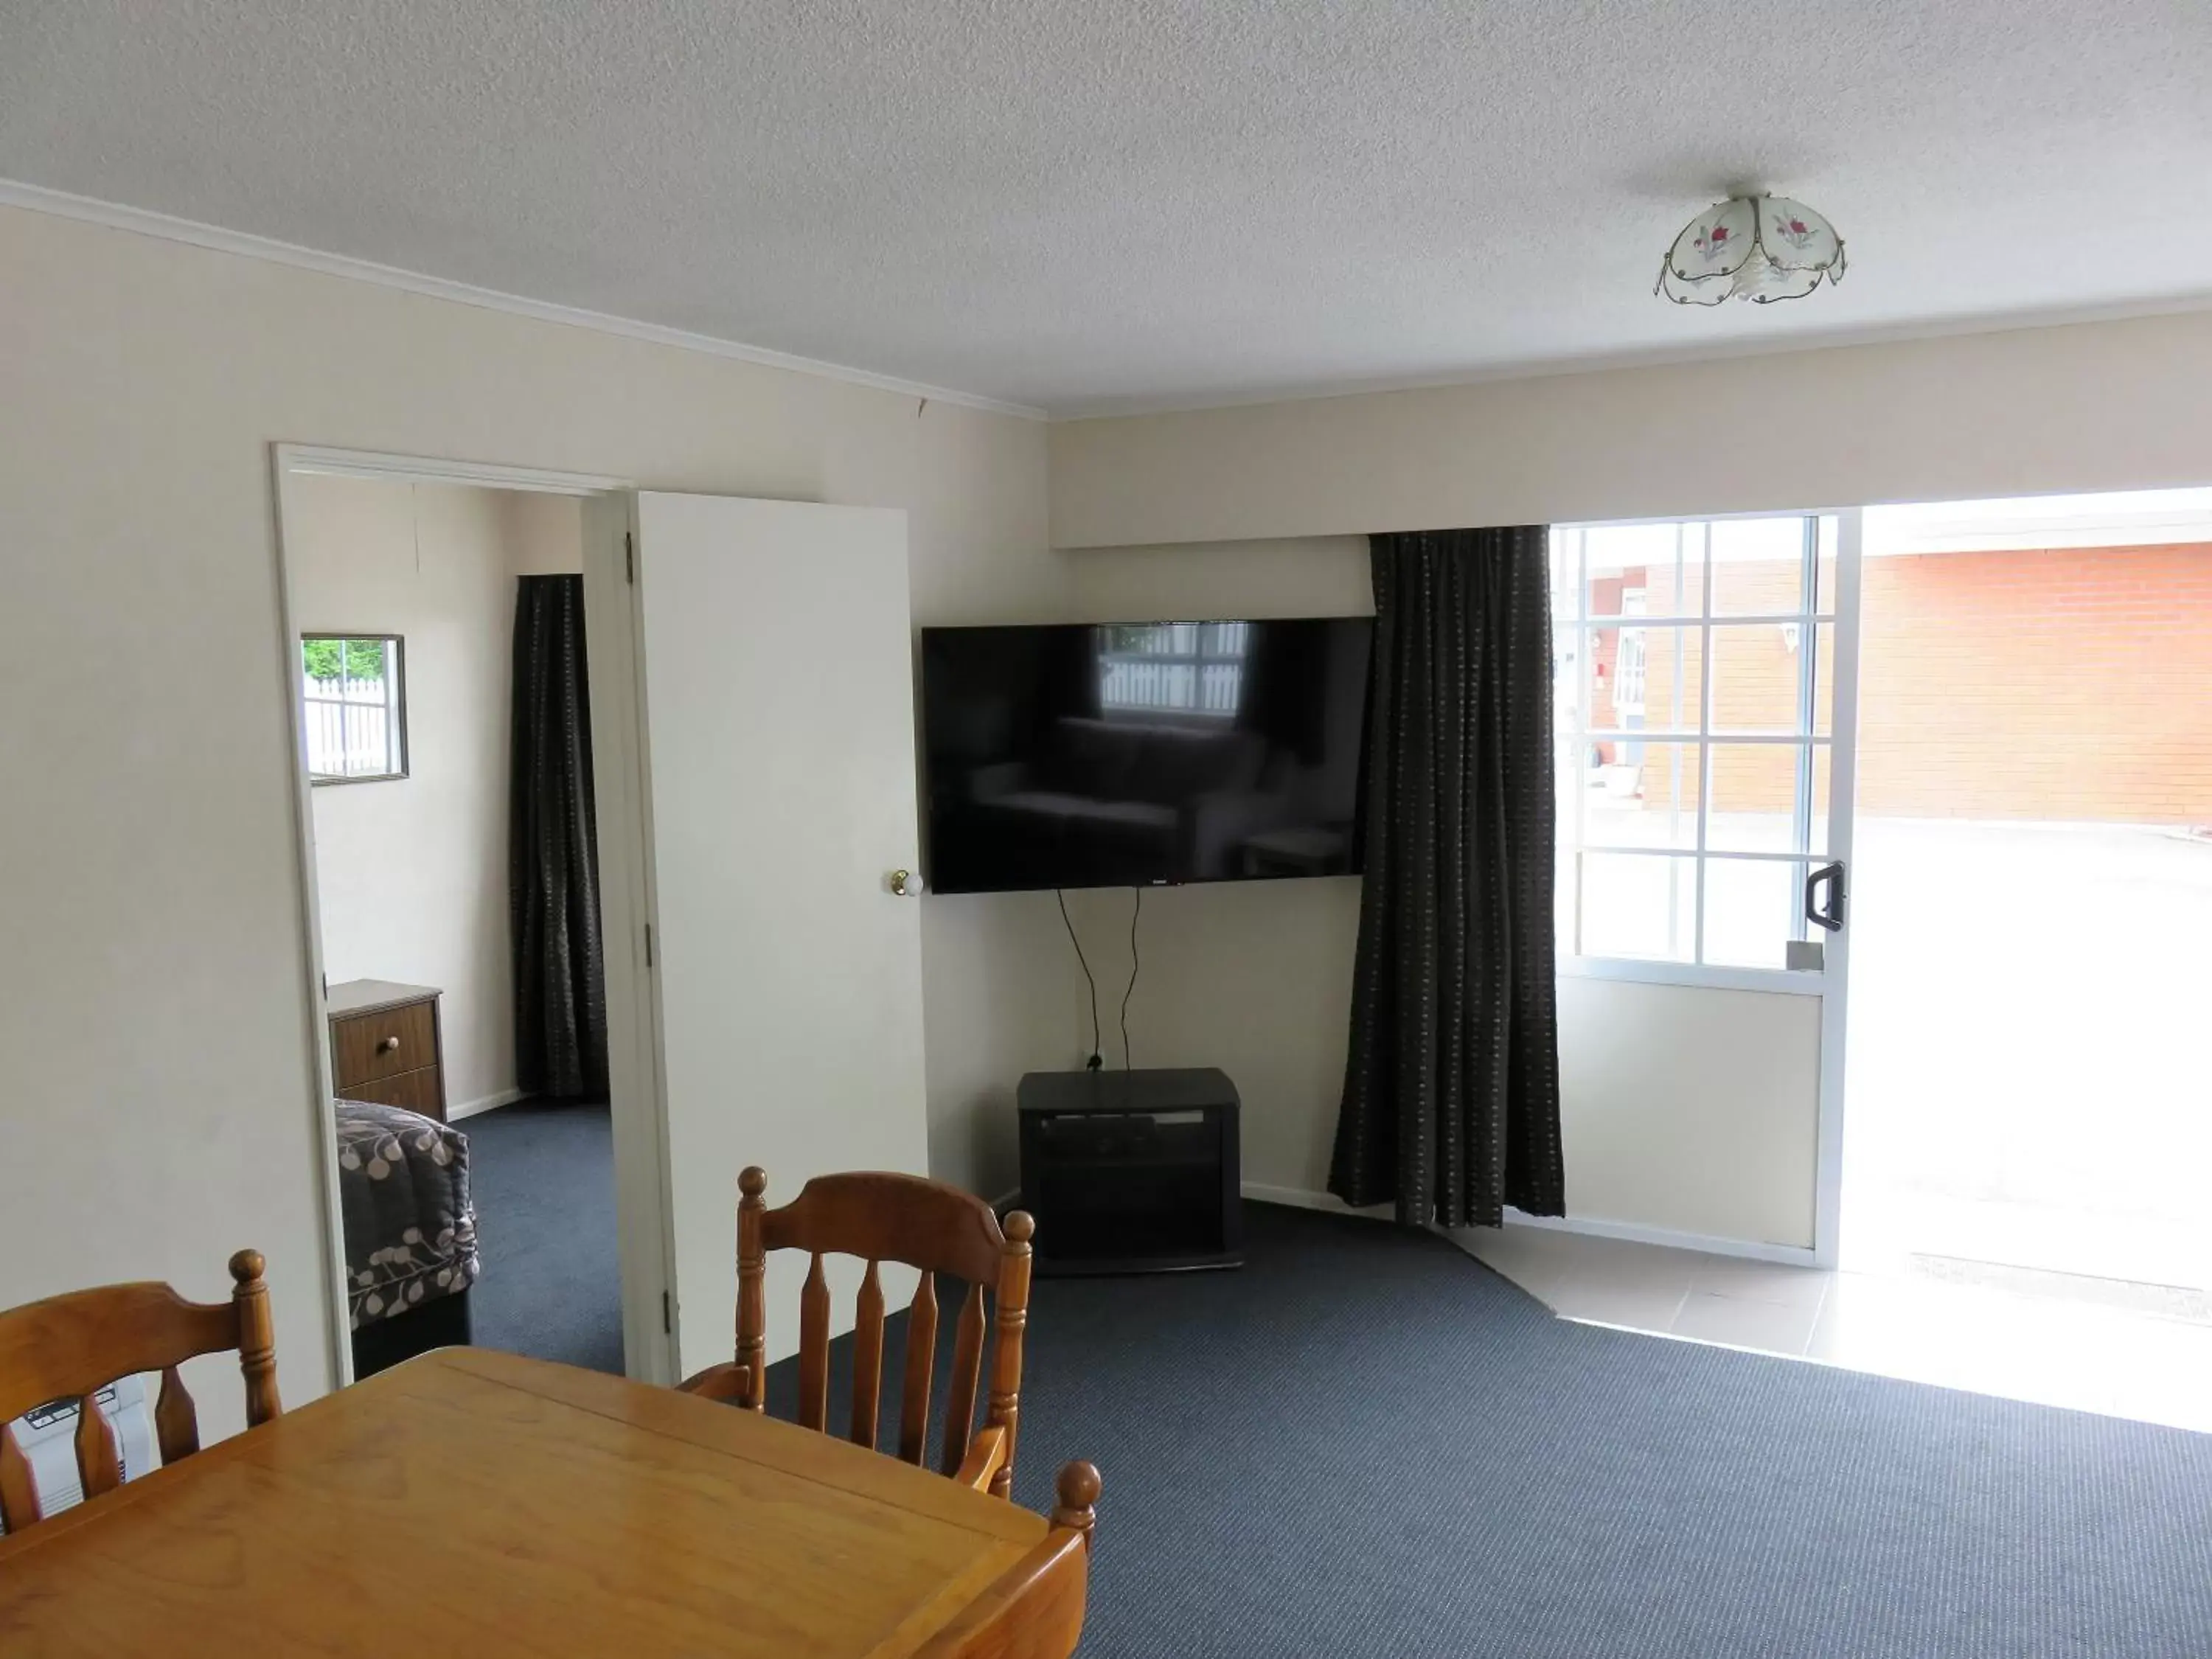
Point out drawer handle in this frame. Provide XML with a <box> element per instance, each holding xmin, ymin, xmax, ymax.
<box><xmin>378</xmin><ymin>1036</ymin><xmax>402</xmax><ymax>1054</ymax></box>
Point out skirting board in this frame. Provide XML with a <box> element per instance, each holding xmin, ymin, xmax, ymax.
<box><xmin>1238</xmin><ymin>1180</ymin><xmax>1818</xmax><ymax>1267</ymax></box>
<box><xmin>1239</xmin><ymin>1181</ymin><xmax>1394</xmax><ymax>1222</ymax></box>
<box><xmin>448</xmin><ymin>1088</ymin><xmax>526</xmax><ymax>1122</ymax></box>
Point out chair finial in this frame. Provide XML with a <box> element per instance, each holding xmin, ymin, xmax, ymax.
<box><xmin>739</xmin><ymin>1166</ymin><xmax>768</xmax><ymax>1200</ymax></box>
<box><xmin>1003</xmin><ymin>1209</ymin><xmax>1035</xmax><ymax>1245</ymax></box>
<box><xmin>228</xmin><ymin>1249</ymin><xmax>266</xmax><ymax>1286</ymax></box>
<box><xmin>1052</xmin><ymin>1459</ymin><xmax>1101</xmax><ymax>1546</ymax></box>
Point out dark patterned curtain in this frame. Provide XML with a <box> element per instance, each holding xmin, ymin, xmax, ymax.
<box><xmin>510</xmin><ymin>575</ymin><xmax>608</xmax><ymax>1100</ymax></box>
<box><xmin>1329</xmin><ymin>526</ymin><xmax>1564</xmax><ymax>1228</ymax></box>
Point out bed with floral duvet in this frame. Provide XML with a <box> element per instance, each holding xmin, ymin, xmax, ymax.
<box><xmin>335</xmin><ymin>1099</ymin><xmax>480</xmax><ymax>1376</ymax></box>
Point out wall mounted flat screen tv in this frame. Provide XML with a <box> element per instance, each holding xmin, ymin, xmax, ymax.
<box><xmin>920</xmin><ymin>618</ymin><xmax>1373</xmax><ymax>894</ymax></box>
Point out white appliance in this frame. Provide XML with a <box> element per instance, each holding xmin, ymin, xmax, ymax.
<box><xmin>0</xmin><ymin>1374</ymin><xmax>157</xmax><ymax>1531</ymax></box>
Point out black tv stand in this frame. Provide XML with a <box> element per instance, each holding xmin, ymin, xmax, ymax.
<box><xmin>1016</xmin><ymin>1068</ymin><xmax>1242</xmax><ymax>1276</ymax></box>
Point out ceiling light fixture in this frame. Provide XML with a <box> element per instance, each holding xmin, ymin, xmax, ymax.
<box><xmin>1656</xmin><ymin>194</ymin><xmax>1846</xmax><ymax>306</ymax></box>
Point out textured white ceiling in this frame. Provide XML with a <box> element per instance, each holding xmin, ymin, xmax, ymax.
<box><xmin>4</xmin><ymin>1</ymin><xmax>2208</xmax><ymax>416</ymax></box>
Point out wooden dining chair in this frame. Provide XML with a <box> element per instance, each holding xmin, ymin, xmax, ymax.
<box><xmin>914</xmin><ymin>1460</ymin><xmax>1102</xmax><ymax>1659</ymax></box>
<box><xmin>0</xmin><ymin>1250</ymin><xmax>281</xmax><ymax>1532</ymax></box>
<box><xmin>681</xmin><ymin>1167</ymin><xmax>1036</xmax><ymax>1499</ymax></box>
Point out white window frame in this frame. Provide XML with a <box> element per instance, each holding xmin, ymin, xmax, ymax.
<box><xmin>301</xmin><ymin>632</ymin><xmax>408</xmax><ymax>784</ymax></box>
<box><xmin>1552</xmin><ymin>509</ymin><xmax>1861</xmax><ymax>996</ymax></box>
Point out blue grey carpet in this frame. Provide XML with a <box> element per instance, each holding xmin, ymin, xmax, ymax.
<box><xmin>455</xmin><ymin>1099</ymin><xmax>623</xmax><ymax>1376</ymax></box>
<box><xmin>768</xmin><ymin>1203</ymin><xmax>2212</xmax><ymax>1658</ymax></box>
<box><xmin>457</xmin><ymin>1109</ymin><xmax>2212</xmax><ymax>1653</ymax></box>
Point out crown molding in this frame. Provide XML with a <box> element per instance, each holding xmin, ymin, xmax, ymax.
<box><xmin>0</xmin><ymin>178</ymin><xmax>1047</xmax><ymax>421</ymax></box>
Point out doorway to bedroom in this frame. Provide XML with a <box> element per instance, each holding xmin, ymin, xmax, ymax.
<box><xmin>282</xmin><ymin>461</ymin><xmax>622</xmax><ymax>1380</ymax></box>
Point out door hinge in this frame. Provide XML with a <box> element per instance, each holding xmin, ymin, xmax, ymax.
<box><xmin>625</xmin><ymin>531</ymin><xmax>635</xmax><ymax>585</ymax></box>
<box><xmin>644</xmin><ymin>922</ymin><xmax>655</xmax><ymax>968</ymax></box>
<box><xmin>661</xmin><ymin>1290</ymin><xmax>672</xmax><ymax>1334</ymax></box>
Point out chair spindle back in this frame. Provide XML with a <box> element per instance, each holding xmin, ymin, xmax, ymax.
<box><xmin>0</xmin><ymin>1251</ymin><xmax>280</xmax><ymax>1532</ymax></box>
<box><xmin>728</xmin><ymin>1166</ymin><xmax>1034</xmax><ymax>1498</ymax></box>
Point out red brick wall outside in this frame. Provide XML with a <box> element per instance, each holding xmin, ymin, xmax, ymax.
<box><xmin>1580</xmin><ymin>542</ymin><xmax>2212</xmax><ymax>825</ymax></box>
<box><xmin>1856</xmin><ymin>543</ymin><xmax>2212</xmax><ymax>824</ymax></box>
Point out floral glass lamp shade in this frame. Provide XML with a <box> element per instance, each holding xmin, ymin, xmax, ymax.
<box><xmin>1656</xmin><ymin>195</ymin><xmax>1846</xmax><ymax>305</ymax></box>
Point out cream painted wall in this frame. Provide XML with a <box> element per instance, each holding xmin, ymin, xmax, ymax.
<box><xmin>504</xmin><ymin>489</ymin><xmax>587</xmax><ymax>576</ymax></box>
<box><xmin>0</xmin><ymin>204</ymin><xmax>1055</xmax><ymax>1431</ymax></box>
<box><xmin>1049</xmin><ymin>310</ymin><xmax>2212</xmax><ymax>549</ymax></box>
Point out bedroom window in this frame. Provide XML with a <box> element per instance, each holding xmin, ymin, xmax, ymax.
<box><xmin>1097</xmin><ymin>621</ymin><xmax>1248</xmax><ymax>717</ymax></box>
<box><xmin>1551</xmin><ymin>516</ymin><xmax>1836</xmax><ymax>971</ymax></box>
<box><xmin>302</xmin><ymin>633</ymin><xmax>408</xmax><ymax>782</ymax></box>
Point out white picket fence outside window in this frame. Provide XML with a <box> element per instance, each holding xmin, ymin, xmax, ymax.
<box><xmin>302</xmin><ymin>670</ymin><xmax>403</xmax><ymax>779</ymax></box>
<box><xmin>1099</xmin><ymin>621</ymin><xmax>1249</xmax><ymax>717</ymax></box>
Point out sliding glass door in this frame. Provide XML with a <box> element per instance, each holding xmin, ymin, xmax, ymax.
<box><xmin>1548</xmin><ymin>512</ymin><xmax>1860</xmax><ymax>1260</ymax></box>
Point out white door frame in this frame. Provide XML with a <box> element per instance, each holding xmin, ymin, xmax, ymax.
<box><xmin>268</xmin><ymin>444</ymin><xmax>681</xmax><ymax>1391</ymax></box>
<box><xmin>1812</xmin><ymin>509</ymin><xmax>1863</xmax><ymax>1267</ymax></box>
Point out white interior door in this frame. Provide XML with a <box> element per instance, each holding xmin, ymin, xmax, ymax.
<box><xmin>633</xmin><ymin>493</ymin><xmax>929</xmax><ymax>1378</ymax></box>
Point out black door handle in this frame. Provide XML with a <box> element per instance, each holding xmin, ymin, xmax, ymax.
<box><xmin>1804</xmin><ymin>861</ymin><xmax>1846</xmax><ymax>933</ymax></box>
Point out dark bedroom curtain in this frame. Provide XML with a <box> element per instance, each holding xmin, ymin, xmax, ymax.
<box><xmin>1329</xmin><ymin>526</ymin><xmax>1565</xmax><ymax>1228</ymax></box>
<box><xmin>510</xmin><ymin>574</ymin><xmax>609</xmax><ymax>1101</ymax></box>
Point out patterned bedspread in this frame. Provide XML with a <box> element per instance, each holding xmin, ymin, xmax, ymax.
<box><xmin>335</xmin><ymin>1100</ymin><xmax>480</xmax><ymax>1331</ymax></box>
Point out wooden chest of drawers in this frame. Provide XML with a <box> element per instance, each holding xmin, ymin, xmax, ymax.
<box><xmin>327</xmin><ymin>979</ymin><xmax>447</xmax><ymax>1122</ymax></box>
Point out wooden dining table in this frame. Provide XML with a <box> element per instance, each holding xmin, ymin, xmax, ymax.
<box><xmin>0</xmin><ymin>1347</ymin><xmax>1091</xmax><ymax>1657</ymax></box>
